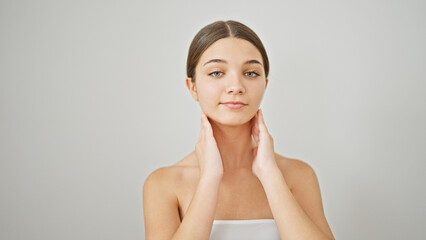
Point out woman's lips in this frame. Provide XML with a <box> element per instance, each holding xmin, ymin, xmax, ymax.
<box><xmin>221</xmin><ymin>103</ymin><xmax>247</xmax><ymax>109</ymax></box>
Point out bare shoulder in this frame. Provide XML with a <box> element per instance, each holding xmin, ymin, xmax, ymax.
<box><xmin>274</xmin><ymin>153</ymin><xmax>316</xmax><ymax>190</ymax></box>
<box><xmin>142</xmin><ymin>165</ymin><xmax>181</xmax><ymax>208</ymax></box>
<box><xmin>274</xmin><ymin>152</ymin><xmax>314</xmax><ymax>173</ymax></box>
<box><xmin>144</xmin><ymin>166</ymin><xmax>178</xmax><ymax>187</ymax></box>
<box><xmin>143</xmin><ymin>151</ymin><xmax>198</xmax><ymax>191</ymax></box>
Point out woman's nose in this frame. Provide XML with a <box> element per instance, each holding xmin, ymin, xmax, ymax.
<box><xmin>226</xmin><ymin>74</ymin><xmax>246</xmax><ymax>95</ymax></box>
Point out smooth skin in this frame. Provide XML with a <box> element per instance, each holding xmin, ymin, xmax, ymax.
<box><xmin>143</xmin><ymin>37</ymin><xmax>335</xmax><ymax>240</ymax></box>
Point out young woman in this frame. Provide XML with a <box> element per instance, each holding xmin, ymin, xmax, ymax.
<box><xmin>143</xmin><ymin>20</ymin><xmax>335</xmax><ymax>240</ymax></box>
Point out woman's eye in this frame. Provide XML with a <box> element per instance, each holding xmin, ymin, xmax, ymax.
<box><xmin>208</xmin><ymin>71</ymin><xmax>259</xmax><ymax>78</ymax></box>
<box><xmin>208</xmin><ymin>71</ymin><xmax>223</xmax><ymax>77</ymax></box>
<box><xmin>246</xmin><ymin>71</ymin><xmax>260</xmax><ymax>78</ymax></box>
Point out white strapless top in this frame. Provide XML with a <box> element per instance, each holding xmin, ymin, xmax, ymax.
<box><xmin>210</xmin><ymin>219</ymin><xmax>281</xmax><ymax>240</ymax></box>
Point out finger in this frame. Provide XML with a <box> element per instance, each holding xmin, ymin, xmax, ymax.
<box><xmin>201</xmin><ymin>112</ymin><xmax>204</xmax><ymax>127</ymax></box>
<box><xmin>199</xmin><ymin>112</ymin><xmax>205</xmax><ymax>141</ymax></box>
<box><xmin>253</xmin><ymin>132</ymin><xmax>259</xmax><ymax>144</ymax></box>
<box><xmin>254</xmin><ymin>110</ymin><xmax>260</xmax><ymax>133</ymax></box>
<box><xmin>258</xmin><ymin>109</ymin><xmax>269</xmax><ymax>133</ymax></box>
<box><xmin>251</xmin><ymin>114</ymin><xmax>258</xmax><ymax>134</ymax></box>
<box><xmin>202</xmin><ymin>112</ymin><xmax>214</xmax><ymax>137</ymax></box>
<box><xmin>252</xmin><ymin>112</ymin><xmax>259</xmax><ymax>134</ymax></box>
<box><xmin>250</xmin><ymin>112</ymin><xmax>257</xmax><ymax>130</ymax></box>
<box><xmin>252</xmin><ymin>114</ymin><xmax>260</xmax><ymax>134</ymax></box>
<box><xmin>201</xmin><ymin>112</ymin><xmax>209</xmax><ymax>129</ymax></box>
<box><xmin>252</xmin><ymin>146</ymin><xmax>258</xmax><ymax>157</ymax></box>
<box><xmin>252</xmin><ymin>127</ymin><xmax>259</xmax><ymax>137</ymax></box>
<box><xmin>252</xmin><ymin>113</ymin><xmax>260</xmax><ymax>143</ymax></box>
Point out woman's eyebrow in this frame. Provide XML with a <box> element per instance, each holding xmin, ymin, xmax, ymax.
<box><xmin>203</xmin><ymin>59</ymin><xmax>263</xmax><ymax>67</ymax></box>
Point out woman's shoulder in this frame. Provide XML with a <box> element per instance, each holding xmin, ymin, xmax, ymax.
<box><xmin>274</xmin><ymin>153</ymin><xmax>316</xmax><ymax>190</ymax></box>
<box><xmin>144</xmin><ymin>151</ymin><xmax>198</xmax><ymax>187</ymax></box>
<box><xmin>275</xmin><ymin>153</ymin><xmax>313</xmax><ymax>171</ymax></box>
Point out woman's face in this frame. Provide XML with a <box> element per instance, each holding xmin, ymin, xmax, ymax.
<box><xmin>187</xmin><ymin>37</ymin><xmax>268</xmax><ymax>126</ymax></box>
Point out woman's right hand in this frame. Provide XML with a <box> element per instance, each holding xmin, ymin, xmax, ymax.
<box><xmin>195</xmin><ymin>112</ymin><xmax>224</xmax><ymax>179</ymax></box>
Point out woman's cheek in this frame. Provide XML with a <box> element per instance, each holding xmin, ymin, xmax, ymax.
<box><xmin>197</xmin><ymin>93</ymin><xmax>216</xmax><ymax>113</ymax></box>
<box><xmin>203</xmin><ymin>85</ymin><xmax>220</xmax><ymax>106</ymax></box>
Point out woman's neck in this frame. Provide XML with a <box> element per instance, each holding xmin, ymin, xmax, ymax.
<box><xmin>210</xmin><ymin>120</ymin><xmax>256</xmax><ymax>173</ymax></box>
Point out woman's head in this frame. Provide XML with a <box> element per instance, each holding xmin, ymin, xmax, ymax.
<box><xmin>186</xmin><ymin>20</ymin><xmax>269</xmax><ymax>84</ymax></box>
<box><xmin>186</xmin><ymin>20</ymin><xmax>270</xmax><ymax>126</ymax></box>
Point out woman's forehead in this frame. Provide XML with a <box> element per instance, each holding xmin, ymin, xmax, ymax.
<box><xmin>199</xmin><ymin>38</ymin><xmax>263</xmax><ymax>67</ymax></box>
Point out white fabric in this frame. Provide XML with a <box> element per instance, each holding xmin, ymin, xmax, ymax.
<box><xmin>210</xmin><ymin>219</ymin><xmax>281</xmax><ymax>240</ymax></box>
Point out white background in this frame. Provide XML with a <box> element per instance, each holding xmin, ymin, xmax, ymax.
<box><xmin>1</xmin><ymin>0</ymin><xmax>425</xmax><ymax>239</ymax></box>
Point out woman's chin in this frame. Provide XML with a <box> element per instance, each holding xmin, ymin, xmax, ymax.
<box><xmin>211</xmin><ymin>116</ymin><xmax>252</xmax><ymax>127</ymax></box>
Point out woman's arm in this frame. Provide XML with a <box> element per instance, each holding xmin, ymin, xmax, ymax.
<box><xmin>143</xmin><ymin>167</ymin><xmax>181</xmax><ymax>240</ymax></box>
<box><xmin>144</xmin><ymin>112</ymin><xmax>224</xmax><ymax>239</ymax></box>
<box><xmin>251</xmin><ymin>109</ymin><xmax>334</xmax><ymax>240</ymax></box>
<box><xmin>172</xmin><ymin>174</ymin><xmax>222</xmax><ymax>240</ymax></box>
<box><xmin>258</xmin><ymin>162</ymin><xmax>335</xmax><ymax>240</ymax></box>
<box><xmin>143</xmin><ymin>167</ymin><xmax>222</xmax><ymax>240</ymax></box>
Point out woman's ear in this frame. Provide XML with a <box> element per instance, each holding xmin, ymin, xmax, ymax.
<box><xmin>265</xmin><ymin>78</ymin><xmax>269</xmax><ymax>89</ymax></box>
<box><xmin>186</xmin><ymin>77</ymin><xmax>199</xmax><ymax>101</ymax></box>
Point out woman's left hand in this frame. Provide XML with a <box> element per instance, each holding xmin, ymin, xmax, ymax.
<box><xmin>251</xmin><ymin>109</ymin><xmax>279</xmax><ymax>179</ymax></box>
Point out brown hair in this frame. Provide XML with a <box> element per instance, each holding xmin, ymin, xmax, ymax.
<box><xmin>186</xmin><ymin>20</ymin><xmax>269</xmax><ymax>84</ymax></box>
